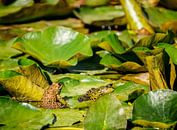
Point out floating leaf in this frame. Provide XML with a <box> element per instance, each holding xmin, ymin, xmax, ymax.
<box><xmin>0</xmin><ymin>18</ymin><xmax>87</xmax><ymax>40</ymax></box>
<box><xmin>157</xmin><ymin>43</ymin><xmax>177</xmax><ymax>65</ymax></box>
<box><xmin>0</xmin><ymin>0</ymin><xmax>73</xmax><ymax>24</ymax></box>
<box><xmin>113</xmin><ymin>81</ymin><xmax>149</xmax><ymax>101</ymax></box>
<box><xmin>84</xmin><ymin>94</ymin><xmax>127</xmax><ymax>130</ymax></box>
<box><xmin>74</xmin><ymin>5</ymin><xmax>125</xmax><ymax>24</ymax></box>
<box><xmin>12</xmin><ymin>26</ymin><xmax>92</xmax><ymax>68</ymax></box>
<box><xmin>145</xmin><ymin>7</ymin><xmax>177</xmax><ymax>32</ymax></box>
<box><xmin>0</xmin><ymin>97</ymin><xmax>54</xmax><ymax>130</ymax></box>
<box><xmin>0</xmin><ymin>59</ymin><xmax>19</xmax><ymax>71</ymax></box>
<box><xmin>56</xmin><ymin>74</ymin><xmax>112</xmax><ymax>97</ymax></box>
<box><xmin>0</xmin><ymin>38</ymin><xmax>21</xmax><ymax>59</ymax></box>
<box><xmin>133</xmin><ymin>90</ymin><xmax>177</xmax><ymax>128</ymax></box>
<box><xmin>98</xmin><ymin>51</ymin><xmax>146</xmax><ymax>72</ymax></box>
<box><xmin>0</xmin><ymin>63</ymin><xmax>50</xmax><ymax>101</ymax></box>
<box><xmin>49</xmin><ymin>109</ymin><xmax>86</xmax><ymax>127</ymax></box>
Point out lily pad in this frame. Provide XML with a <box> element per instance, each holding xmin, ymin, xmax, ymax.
<box><xmin>74</xmin><ymin>5</ymin><xmax>125</xmax><ymax>24</ymax></box>
<box><xmin>0</xmin><ymin>38</ymin><xmax>21</xmax><ymax>59</ymax></box>
<box><xmin>56</xmin><ymin>74</ymin><xmax>112</xmax><ymax>97</ymax></box>
<box><xmin>49</xmin><ymin>109</ymin><xmax>86</xmax><ymax>127</ymax></box>
<box><xmin>0</xmin><ymin>62</ymin><xmax>50</xmax><ymax>101</ymax></box>
<box><xmin>0</xmin><ymin>97</ymin><xmax>54</xmax><ymax>130</ymax></box>
<box><xmin>132</xmin><ymin>90</ymin><xmax>177</xmax><ymax>128</ymax></box>
<box><xmin>12</xmin><ymin>26</ymin><xmax>92</xmax><ymax>68</ymax></box>
<box><xmin>84</xmin><ymin>94</ymin><xmax>127</xmax><ymax>130</ymax></box>
<box><xmin>113</xmin><ymin>81</ymin><xmax>149</xmax><ymax>101</ymax></box>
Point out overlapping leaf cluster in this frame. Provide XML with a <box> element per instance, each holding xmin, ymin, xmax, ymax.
<box><xmin>0</xmin><ymin>0</ymin><xmax>177</xmax><ymax>130</ymax></box>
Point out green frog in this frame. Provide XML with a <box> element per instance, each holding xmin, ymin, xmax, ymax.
<box><xmin>40</xmin><ymin>83</ymin><xmax>67</xmax><ymax>109</ymax></box>
<box><xmin>78</xmin><ymin>84</ymin><xmax>114</xmax><ymax>102</ymax></box>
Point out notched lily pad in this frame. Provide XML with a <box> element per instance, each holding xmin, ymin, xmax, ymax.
<box><xmin>133</xmin><ymin>90</ymin><xmax>177</xmax><ymax>128</ymax></box>
<box><xmin>12</xmin><ymin>26</ymin><xmax>93</xmax><ymax>68</ymax></box>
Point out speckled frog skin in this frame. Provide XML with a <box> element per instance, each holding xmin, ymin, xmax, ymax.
<box><xmin>78</xmin><ymin>84</ymin><xmax>114</xmax><ymax>102</ymax></box>
<box><xmin>40</xmin><ymin>83</ymin><xmax>67</xmax><ymax>109</ymax></box>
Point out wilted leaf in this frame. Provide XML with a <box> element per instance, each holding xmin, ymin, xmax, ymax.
<box><xmin>121</xmin><ymin>72</ymin><xmax>149</xmax><ymax>86</ymax></box>
<box><xmin>84</xmin><ymin>94</ymin><xmax>127</xmax><ymax>130</ymax></box>
<box><xmin>133</xmin><ymin>90</ymin><xmax>177</xmax><ymax>128</ymax></box>
<box><xmin>12</xmin><ymin>26</ymin><xmax>92</xmax><ymax>68</ymax></box>
<box><xmin>146</xmin><ymin>52</ymin><xmax>168</xmax><ymax>90</ymax></box>
<box><xmin>120</xmin><ymin>0</ymin><xmax>154</xmax><ymax>34</ymax></box>
<box><xmin>0</xmin><ymin>62</ymin><xmax>50</xmax><ymax>101</ymax></box>
<box><xmin>0</xmin><ymin>97</ymin><xmax>54</xmax><ymax>130</ymax></box>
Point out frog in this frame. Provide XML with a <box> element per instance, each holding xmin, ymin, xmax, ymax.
<box><xmin>40</xmin><ymin>83</ymin><xmax>67</xmax><ymax>109</ymax></box>
<box><xmin>78</xmin><ymin>84</ymin><xmax>114</xmax><ymax>102</ymax></box>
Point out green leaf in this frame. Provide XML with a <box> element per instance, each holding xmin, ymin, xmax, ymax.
<box><xmin>0</xmin><ymin>0</ymin><xmax>34</xmax><ymax>17</ymax></box>
<box><xmin>98</xmin><ymin>51</ymin><xmax>146</xmax><ymax>72</ymax></box>
<box><xmin>0</xmin><ymin>18</ymin><xmax>87</xmax><ymax>40</ymax></box>
<box><xmin>0</xmin><ymin>97</ymin><xmax>54</xmax><ymax>130</ymax></box>
<box><xmin>55</xmin><ymin>74</ymin><xmax>112</xmax><ymax>97</ymax></box>
<box><xmin>132</xmin><ymin>90</ymin><xmax>177</xmax><ymax>128</ymax></box>
<box><xmin>12</xmin><ymin>26</ymin><xmax>92</xmax><ymax>68</ymax></box>
<box><xmin>74</xmin><ymin>5</ymin><xmax>125</xmax><ymax>24</ymax></box>
<box><xmin>157</xmin><ymin>43</ymin><xmax>177</xmax><ymax>65</ymax></box>
<box><xmin>84</xmin><ymin>94</ymin><xmax>127</xmax><ymax>130</ymax></box>
<box><xmin>113</xmin><ymin>81</ymin><xmax>149</xmax><ymax>101</ymax></box>
<box><xmin>0</xmin><ymin>59</ymin><xmax>19</xmax><ymax>71</ymax></box>
<box><xmin>145</xmin><ymin>7</ymin><xmax>177</xmax><ymax>27</ymax></box>
<box><xmin>48</xmin><ymin>109</ymin><xmax>86</xmax><ymax>127</ymax></box>
<box><xmin>0</xmin><ymin>1</ymin><xmax>72</xmax><ymax>24</ymax></box>
<box><xmin>0</xmin><ymin>38</ymin><xmax>21</xmax><ymax>59</ymax></box>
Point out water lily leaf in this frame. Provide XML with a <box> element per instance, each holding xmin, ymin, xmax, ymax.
<box><xmin>157</xmin><ymin>43</ymin><xmax>177</xmax><ymax>65</ymax></box>
<box><xmin>169</xmin><ymin>60</ymin><xmax>176</xmax><ymax>89</ymax></box>
<box><xmin>98</xmin><ymin>51</ymin><xmax>146</xmax><ymax>72</ymax></box>
<box><xmin>145</xmin><ymin>7</ymin><xmax>177</xmax><ymax>32</ymax></box>
<box><xmin>12</xmin><ymin>26</ymin><xmax>92</xmax><ymax>68</ymax></box>
<box><xmin>134</xmin><ymin>33</ymin><xmax>171</xmax><ymax>48</ymax></box>
<box><xmin>0</xmin><ymin>0</ymin><xmax>72</xmax><ymax>24</ymax></box>
<box><xmin>0</xmin><ymin>38</ymin><xmax>21</xmax><ymax>59</ymax></box>
<box><xmin>99</xmin><ymin>33</ymin><xmax>126</xmax><ymax>54</ymax></box>
<box><xmin>0</xmin><ymin>18</ymin><xmax>87</xmax><ymax>40</ymax></box>
<box><xmin>113</xmin><ymin>81</ymin><xmax>149</xmax><ymax>101</ymax></box>
<box><xmin>84</xmin><ymin>94</ymin><xmax>127</xmax><ymax>130</ymax></box>
<box><xmin>0</xmin><ymin>59</ymin><xmax>19</xmax><ymax>71</ymax></box>
<box><xmin>56</xmin><ymin>74</ymin><xmax>112</xmax><ymax>97</ymax></box>
<box><xmin>48</xmin><ymin>109</ymin><xmax>86</xmax><ymax>127</ymax></box>
<box><xmin>132</xmin><ymin>90</ymin><xmax>177</xmax><ymax>128</ymax></box>
<box><xmin>120</xmin><ymin>0</ymin><xmax>154</xmax><ymax>34</ymax></box>
<box><xmin>133</xmin><ymin>47</ymin><xmax>163</xmax><ymax>65</ymax></box>
<box><xmin>121</xmin><ymin>72</ymin><xmax>149</xmax><ymax>86</ymax></box>
<box><xmin>83</xmin><ymin>0</ymin><xmax>110</xmax><ymax>6</ymax></box>
<box><xmin>0</xmin><ymin>0</ymin><xmax>34</xmax><ymax>17</ymax></box>
<box><xmin>0</xmin><ymin>62</ymin><xmax>50</xmax><ymax>101</ymax></box>
<box><xmin>0</xmin><ymin>97</ymin><xmax>54</xmax><ymax>130</ymax></box>
<box><xmin>74</xmin><ymin>5</ymin><xmax>125</xmax><ymax>24</ymax></box>
<box><xmin>146</xmin><ymin>52</ymin><xmax>168</xmax><ymax>90</ymax></box>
